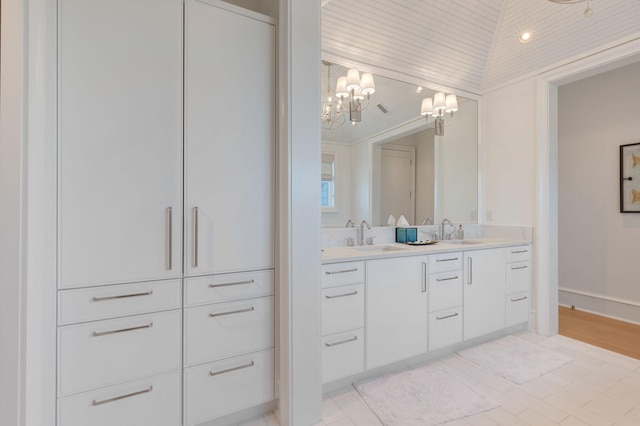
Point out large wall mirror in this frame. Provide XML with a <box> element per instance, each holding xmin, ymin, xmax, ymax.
<box><xmin>321</xmin><ymin>62</ymin><xmax>479</xmax><ymax>228</ymax></box>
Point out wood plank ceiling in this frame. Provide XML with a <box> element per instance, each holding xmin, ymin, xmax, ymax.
<box><xmin>321</xmin><ymin>0</ymin><xmax>640</xmax><ymax>94</ymax></box>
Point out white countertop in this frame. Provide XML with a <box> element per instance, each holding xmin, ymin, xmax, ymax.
<box><xmin>321</xmin><ymin>239</ymin><xmax>531</xmax><ymax>264</ymax></box>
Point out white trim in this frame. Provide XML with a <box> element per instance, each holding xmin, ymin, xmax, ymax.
<box><xmin>195</xmin><ymin>0</ymin><xmax>277</xmax><ymax>24</ymax></box>
<box><xmin>559</xmin><ymin>303</ymin><xmax>640</xmax><ymax>328</ymax></box>
<box><xmin>559</xmin><ymin>288</ymin><xmax>640</xmax><ymax>309</ymax></box>
<box><xmin>535</xmin><ymin>36</ymin><xmax>640</xmax><ymax>337</ymax></box>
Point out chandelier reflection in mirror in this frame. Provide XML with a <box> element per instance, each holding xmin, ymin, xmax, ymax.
<box><xmin>420</xmin><ymin>92</ymin><xmax>458</xmax><ymax>136</ymax></box>
<box><xmin>321</xmin><ymin>61</ymin><xmax>376</xmax><ymax>130</ymax></box>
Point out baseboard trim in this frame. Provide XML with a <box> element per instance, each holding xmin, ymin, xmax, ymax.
<box><xmin>559</xmin><ymin>288</ymin><xmax>640</xmax><ymax>326</ymax></box>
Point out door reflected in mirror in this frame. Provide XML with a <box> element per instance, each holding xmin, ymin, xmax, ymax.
<box><xmin>320</xmin><ymin>64</ymin><xmax>478</xmax><ymax>228</ymax></box>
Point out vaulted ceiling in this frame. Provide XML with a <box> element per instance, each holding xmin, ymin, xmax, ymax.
<box><xmin>321</xmin><ymin>0</ymin><xmax>640</xmax><ymax>94</ymax></box>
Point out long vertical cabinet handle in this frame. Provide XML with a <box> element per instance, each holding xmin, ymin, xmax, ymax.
<box><xmin>166</xmin><ymin>207</ymin><xmax>172</xmax><ymax>270</ymax></box>
<box><xmin>422</xmin><ymin>262</ymin><xmax>427</xmax><ymax>293</ymax></box>
<box><xmin>467</xmin><ymin>257</ymin><xmax>473</xmax><ymax>284</ymax></box>
<box><xmin>193</xmin><ymin>207</ymin><xmax>199</xmax><ymax>268</ymax></box>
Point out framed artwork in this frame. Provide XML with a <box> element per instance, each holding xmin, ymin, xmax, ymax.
<box><xmin>620</xmin><ymin>142</ymin><xmax>640</xmax><ymax>213</ymax></box>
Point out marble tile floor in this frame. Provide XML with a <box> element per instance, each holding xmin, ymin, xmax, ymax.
<box><xmin>239</xmin><ymin>331</ymin><xmax>640</xmax><ymax>426</ymax></box>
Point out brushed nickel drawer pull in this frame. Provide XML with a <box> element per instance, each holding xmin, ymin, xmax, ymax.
<box><xmin>511</xmin><ymin>265</ymin><xmax>528</xmax><ymax>270</ymax></box>
<box><xmin>511</xmin><ymin>296</ymin><xmax>528</xmax><ymax>302</ymax></box>
<box><xmin>209</xmin><ymin>361</ymin><xmax>254</xmax><ymax>377</ymax></box>
<box><xmin>436</xmin><ymin>312</ymin><xmax>459</xmax><ymax>320</ymax></box>
<box><xmin>92</xmin><ymin>322</ymin><xmax>153</xmax><ymax>337</ymax></box>
<box><xmin>436</xmin><ymin>257</ymin><xmax>459</xmax><ymax>262</ymax></box>
<box><xmin>92</xmin><ymin>291</ymin><xmax>153</xmax><ymax>302</ymax></box>
<box><xmin>325</xmin><ymin>268</ymin><xmax>358</xmax><ymax>275</ymax></box>
<box><xmin>422</xmin><ymin>262</ymin><xmax>427</xmax><ymax>293</ymax></box>
<box><xmin>166</xmin><ymin>207</ymin><xmax>172</xmax><ymax>270</ymax></box>
<box><xmin>209</xmin><ymin>306</ymin><xmax>255</xmax><ymax>318</ymax></box>
<box><xmin>193</xmin><ymin>207</ymin><xmax>199</xmax><ymax>268</ymax></box>
<box><xmin>436</xmin><ymin>276</ymin><xmax>459</xmax><ymax>282</ymax></box>
<box><xmin>92</xmin><ymin>386</ymin><xmax>153</xmax><ymax>406</ymax></box>
<box><xmin>325</xmin><ymin>336</ymin><xmax>358</xmax><ymax>347</ymax></box>
<box><xmin>209</xmin><ymin>279</ymin><xmax>255</xmax><ymax>288</ymax></box>
<box><xmin>511</xmin><ymin>249</ymin><xmax>528</xmax><ymax>254</ymax></box>
<box><xmin>468</xmin><ymin>258</ymin><xmax>473</xmax><ymax>284</ymax></box>
<box><xmin>325</xmin><ymin>291</ymin><xmax>358</xmax><ymax>299</ymax></box>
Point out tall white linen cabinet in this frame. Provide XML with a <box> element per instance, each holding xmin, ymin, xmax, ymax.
<box><xmin>56</xmin><ymin>0</ymin><xmax>276</xmax><ymax>424</ymax></box>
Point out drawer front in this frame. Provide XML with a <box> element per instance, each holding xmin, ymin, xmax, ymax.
<box><xmin>58</xmin><ymin>310</ymin><xmax>181</xmax><ymax>397</ymax></box>
<box><xmin>322</xmin><ymin>284</ymin><xmax>365</xmax><ymax>335</ymax></box>
<box><xmin>506</xmin><ymin>261</ymin><xmax>531</xmax><ymax>294</ymax></box>
<box><xmin>58</xmin><ymin>371</ymin><xmax>180</xmax><ymax>426</ymax></box>
<box><xmin>506</xmin><ymin>292</ymin><xmax>530</xmax><ymax>327</ymax></box>
<box><xmin>321</xmin><ymin>261</ymin><xmax>365</xmax><ymax>288</ymax></box>
<box><xmin>428</xmin><ymin>252</ymin><xmax>463</xmax><ymax>274</ymax></box>
<box><xmin>428</xmin><ymin>271</ymin><xmax>463</xmax><ymax>312</ymax></box>
<box><xmin>184</xmin><ymin>270</ymin><xmax>274</xmax><ymax>307</ymax></box>
<box><xmin>428</xmin><ymin>308</ymin><xmax>463</xmax><ymax>351</ymax></box>
<box><xmin>506</xmin><ymin>245</ymin><xmax>531</xmax><ymax>263</ymax></box>
<box><xmin>184</xmin><ymin>296</ymin><xmax>273</xmax><ymax>367</ymax></box>
<box><xmin>184</xmin><ymin>349</ymin><xmax>274</xmax><ymax>426</ymax></box>
<box><xmin>58</xmin><ymin>279</ymin><xmax>181</xmax><ymax>325</ymax></box>
<box><xmin>322</xmin><ymin>329</ymin><xmax>365</xmax><ymax>384</ymax></box>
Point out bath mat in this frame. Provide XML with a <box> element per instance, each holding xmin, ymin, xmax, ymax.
<box><xmin>458</xmin><ymin>335</ymin><xmax>572</xmax><ymax>384</ymax></box>
<box><xmin>355</xmin><ymin>365</ymin><xmax>499</xmax><ymax>426</ymax></box>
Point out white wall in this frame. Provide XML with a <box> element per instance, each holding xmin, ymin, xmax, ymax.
<box><xmin>321</xmin><ymin>141</ymin><xmax>352</xmax><ymax>228</ymax></box>
<box><xmin>558</xmin><ymin>61</ymin><xmax>640</xmax><ymax>323</ymax></box>
<box><xmin>351</xmin><ymin>140</ymin><xmax>372</xmax><ymax>224</ymax></box>
<box><xmin>482</xmin><ymin>78</ymin><xmax>537</xmax><ymax>226</ymax></box>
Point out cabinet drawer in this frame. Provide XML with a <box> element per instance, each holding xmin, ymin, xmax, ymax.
<box><xmin>506</xmin><ymin>245</ymin><xmax>531</xmax><ymax>263</ymax></box>
<box><xmin>428</xmin><ymin>308</ymin><xmax>463</xmax><ymax>351</ymax></box>
<box><xmin>58</xmin><ymin>310</ymin><xmax>181</xmax><ymax>397</ymax></box>
<box><xmin>321</xmin><ymin>261</ymin><xmax>365</xmax><ymax>288</ymax></box>
<box><xmin>184</xmin><ymin>296</ymin><xmax>273</xmax><ymax>367</ymax></box>
<box><xmin>184</xmin><ymin>270</ymin><xmax>274</xmax><ymax>307</ymax></box>
<box><xmin>184</xmin><ymin>349</ymin><xmax>274</xmax><ymax>426</ymax></box>
<box><xmin>322</xmin><ymin>329</ymin><xmax>365</xmax><ymax>384</ymax></box>
<box><xmin>506</xmin><ymin>261</ymin><xmax>531</xmax><ymax>294</ymax></box>
<box><xmin>428</xmin><ymin>252</ymin><xmax>463</xmax><ymax>274</ymax></box>
<box><xmin>428</xmin><ymin>271</ymin><xmax>463</xmax><ymax>312</ymax></box>
<box><xmin>322</xmin><ymin>284</ymin><xmax>364</xmax><ymax>335</ymax></box>
<box><xmin>57</xmin><ymin>371</ymin><xmax>181</xmax><ymax>426</ymax></box>
<box><xmin>58</xmin><ymin>279</ymin><xmax>181</xmax><ymax>325</ymax></box>
<box><xmin>506</xmin><ymin>292</ymin><xmax>530</xmax><ymax>327</ymax></box>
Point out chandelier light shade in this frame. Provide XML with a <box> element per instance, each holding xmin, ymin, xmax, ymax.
<box><xmin>420</xmin><ymin>91</ymin><xmax>458</xmax><ymax>136</ymax></box>
<box><xmin>321</xmin><ymin>63</ymin><xmax>376</xmax><ymax>129</ymax></box>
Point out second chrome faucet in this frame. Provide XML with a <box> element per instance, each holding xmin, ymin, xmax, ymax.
<box><xmin>358</xmin><ymin>219</ymin><xmax>371</xmax><ymax>246</ymax></box>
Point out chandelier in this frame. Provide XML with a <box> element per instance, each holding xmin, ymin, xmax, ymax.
<box><xmin>420</xmin><ymin>92</ymin><xmax>458</xmax><ymax>136</ymax></box>
<box><xmin>321</xmin><ymin>62</ymin><xmax>376</xmax><ymax>130</ymax></box>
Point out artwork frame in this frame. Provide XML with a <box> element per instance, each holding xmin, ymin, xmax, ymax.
<box><xmin>620</xmin><ymin>142</ymin><xmax>640</xmax><ymax>213</ymax></box>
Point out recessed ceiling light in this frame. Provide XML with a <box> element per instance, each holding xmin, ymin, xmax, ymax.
<box><xmin>519</xmin><ymin>32</ymin><xmax>533</xmax><ymax>43</ymax></box>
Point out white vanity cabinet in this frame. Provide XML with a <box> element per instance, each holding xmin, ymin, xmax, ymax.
<box><xmin>427</xmin><ymin>252</ymin><xmax>463</xmax><ymax>350</ymax></box>
<box><xmin>366</xmin><ymin>256</ymin><xmax>429</xmax><ymax>369</ymax></box>
<box><xmin>184</xmin><ymin>0</ymin><xmax>275</xmax><ymax>277</ymax></box>
<box><xmin>463</xmin><ymin>248</ymin><xmax>507</xmax><ymax>340</ymax></box>
<box><xmin>321</xmin><ymin>261</ymin><xmax>365</xmax><ymax>383</ymax></box>
<box><xmin>58</xmin><ymin>0</ymin><xmax>183</xmax><ymax>289</ymax></box>
<box><xmin>505</xmin><ymin>245</ymin><xmax>532</xmax><ymax>327</ymax></box>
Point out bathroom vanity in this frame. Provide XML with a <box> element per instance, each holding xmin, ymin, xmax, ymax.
<box><xmin>320</xmin><ymin>240</ymin><xmax>532</xmax><ymax>385</ymax></box>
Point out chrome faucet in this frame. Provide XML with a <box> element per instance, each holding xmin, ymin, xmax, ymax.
<box><xmin>358</xmin><ymin>220</ymin><xmax>371</xmax><ymax>246</ymax></box>
<box><xmin>440</xmin><ymin>218</ymin><xmax>453</xmax><ymax>240</ymax></box>
<box><xmin>345</xmin><ymin>219</ymin><xmax>355</xmax><ymax>228</ymax></box>
<box><xmin>421</xmin><ymin>217</ymin><xmax>434</xmax><ymax>225</ymax></box>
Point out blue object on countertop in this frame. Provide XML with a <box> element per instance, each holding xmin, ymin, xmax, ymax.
<box><xmin>396</xmin><ymin>227</ymin><xmax>417</xmax><ymax>243</ymax></box>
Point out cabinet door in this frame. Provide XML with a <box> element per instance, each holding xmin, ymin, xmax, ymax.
<box><xmin>58</xmin><ymin>0</ymin><xmax>183</xmax><ymax>288</ymax></box>
<box><xmin>366</xmin><ymin>256</ymin><xmax>428</xmax><ymax>369</ymax></box>
<box><xmin>185</xmin><ymin>0</ymin><xmax>275</xmax><ymax>276</ymax></box>
<box><xmin>463</xmin><ymin>248</ymin><xmax>506</xmax><ymax>340</ymax></box>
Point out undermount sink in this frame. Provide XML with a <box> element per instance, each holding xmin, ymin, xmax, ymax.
<box><xmin>353</xmin><ymin>244</ymin><xmax>408</xmax><ymax>252</ymax></box>
<box><xmin>443</xmin><ymin>239</ymin><xmax>483</xmax><ymax>244</ymax></box>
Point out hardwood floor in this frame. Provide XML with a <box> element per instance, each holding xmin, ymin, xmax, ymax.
<box><xmin>559</xmin><ymin>305</ymin><xmax>640</xmax><ymax>360</ymax></box>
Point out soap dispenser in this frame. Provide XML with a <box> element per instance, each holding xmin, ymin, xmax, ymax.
<box><xmin>456</xmin><ymin>224</ymin><xmax>464</xmax><ymax>240</ymax></box>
